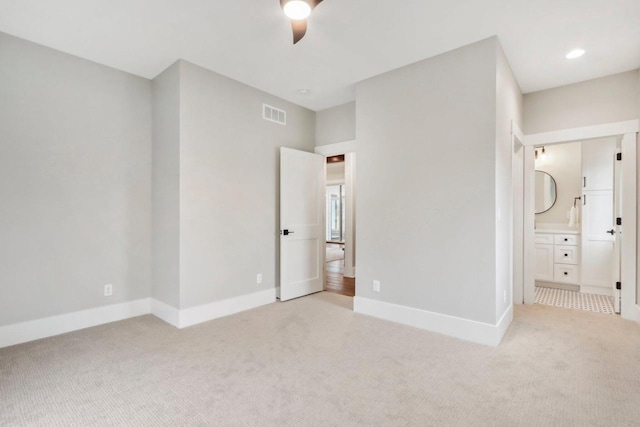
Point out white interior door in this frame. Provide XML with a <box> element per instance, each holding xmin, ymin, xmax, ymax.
<box><xmin>279</xmin><ymin>147</ymin><xmax>325</xmax><ymax>302</ymax></box>
<box><xmin>612</xmin><ymin>150</ymin><xmax>622</xmax><ymax>313</ymax></box>
<box><xmin>581</xmin><ymin>190</ymin><xmax>614</xmax><ymax>294</ymax></box>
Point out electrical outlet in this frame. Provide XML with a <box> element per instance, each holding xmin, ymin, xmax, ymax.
<box><xmin>503</xmin><ymin>290</ymin><xmax>507</xmax><ymax>303</ymax></box>
<box><xmin>256</xmin><ymin>273</ymin><xmax>263</xmax><ymax>284</ymax></box>
<box><xmin>373</xmin><ymin>280</ymin><xmax>381</xmax><ymax>293</ymax></box>
<box><xmin>104</xmin><ymin>284</ymin><xmax>113</xmax><ymax>297</ymax></box>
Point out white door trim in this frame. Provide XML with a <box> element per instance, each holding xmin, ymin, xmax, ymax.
<box><xmin>315</xmin><ymin>140</ymin><xmax>358</xmax><ymax>279</ymax></box>
<box><xmin>522</xmin><ymin>121</ymin><xmax>638</xmax><ymax>321</ymax></box>
<box><xmin>523</xmin><ymin>120</ymin><xmax>639</xmax><ymax>146</ymax></box>
<box><xmin>511</xmin><ymin>121</ymin><xmax>525</xmax><ymax>304</ymax></box>
<box><xmin>523</xmin><ymin>145</ymin><xmax>536</xmax><ymax>304</ymax></box>
<box><xmin>314</xmin><ymin>140</ymin><xmax>357</xmax><ymax>156</ymax></box>
<box><xmin>620</xmin><ymin>133</ymin><xmax>637</xmax><ymax>319</ymax></box>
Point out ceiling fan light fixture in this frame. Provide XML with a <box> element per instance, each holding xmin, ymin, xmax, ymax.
<box><xmin>283</xmin><ymin>0</ymin><xmax>312</xmax><ymax>20</ymax></box>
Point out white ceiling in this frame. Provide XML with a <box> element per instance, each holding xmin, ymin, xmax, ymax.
<box><xmin>0</xmin><ymin>0</ymin><xmax>638</xmax><ymax>111</ymax></box>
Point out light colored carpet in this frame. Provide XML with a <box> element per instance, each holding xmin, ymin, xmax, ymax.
<box><xmin>535</xmin><ymin>286</ymin><xmax>615</xmax><ymax>314</ymax></box>
<box><xmin>2</xmin><ymin>292</ymin><xmax>640</xmax><ymax>426</ymax></box>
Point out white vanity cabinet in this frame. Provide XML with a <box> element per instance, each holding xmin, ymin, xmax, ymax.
<box><xmin>535</xmin><ymin>231</ymin><xmax>580</xmax><ymax>285</ymax></box>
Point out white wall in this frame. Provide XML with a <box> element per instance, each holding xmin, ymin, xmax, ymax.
<box><xmin>534</xmin><ymin>142</ymin><xmax>582</xmax><ymax>224</ymax></box>
<box><xmin>523</xmin><ymin>70</ymin><xmax>639</xmax><ymax>134</ymax></box>
<box><xmin>316</xmin><ymin>102</ymin><xmax>356</xmax><ymax>146</ymax></box>
<box><xmin>326</xmin><ymin>162</ymin><xmax>345</xmax><ymax>184</ymax></box>
<box><xmin>178</xmin><ymin>61</ymin><xmax>316</xmax><ymax>309</ymax></box>
<box><xmin>0</xmin><ymin>32</ymin><xmax>152</xmax><ymax>325</ymax></box>
<box><xmin>495</xmin><ymin>42</ymin><xmax>523</xmax><ymax>321</ymax></box>
<box><xmin>151</xmin><ymin>61</ymin><xmax>181</xmax><ymax>308</ymax></box>
<box><xmin>356</xmin><ymin>38</ymin><xmax>498</xmax><ymax>324</ymax></box>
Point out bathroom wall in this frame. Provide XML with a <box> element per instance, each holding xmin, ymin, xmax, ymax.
<box><xmin>535</xmin><ymin>142</ymin><xmax>582</xmax><ymax>225</ymax></box>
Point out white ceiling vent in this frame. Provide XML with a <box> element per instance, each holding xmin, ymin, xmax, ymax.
<box><xmin>263</xmin><ymin>104</ymin><xmax>286</xmax><ymax>125</ymax></box>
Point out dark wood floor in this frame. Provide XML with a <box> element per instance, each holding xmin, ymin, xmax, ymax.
<box><xmin>325</xmin><ymin>259</ymin><xmax>355</xmax><ymax>297</ymax></box>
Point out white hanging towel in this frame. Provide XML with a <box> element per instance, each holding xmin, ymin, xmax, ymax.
<box><xmin>568</xmin><ymin>205</ymin><xmax>577</xmax><ymax>227</ymax></box>
<box><xmin>575</xmin><ymin>203</ymin><xmax>580</xmax><ymax>226</ymax></box>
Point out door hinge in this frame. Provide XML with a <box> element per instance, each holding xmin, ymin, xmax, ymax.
<box><xmin>616</xmin><ymin>282</ymin><xmax>622</xmax><ymax>290</ymax></box>
<box><xmin>617</xmin><ymin>217</ymin><xmax>622</xmax><ymax>226</ymax></box>
<box><xmin>617</xmin><ymin>153</ymin><xmax>622</xmax><ymax>161</ymax></box>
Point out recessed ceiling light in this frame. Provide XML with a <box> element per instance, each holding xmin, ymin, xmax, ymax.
<box><xmin>566</xmin><ymin>49</ymin><xmax>586</xmax><ymax>59</ymax></box>
<box><xmin>296</xmin><ymin>88</ymin><xmax>311</xmax><ymax>95</ymax></box>
<box><xmin>283</xmin><ymin>1</ymin><xmax>312</xmax><ymax>20</ymax></box>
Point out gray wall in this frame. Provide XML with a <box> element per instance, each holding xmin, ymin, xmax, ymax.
<box><xmin>523</xmin><ymin>70</ymin><xmax>639</xmax><ymax>134</ymax></box>
<box><xmin>495</xmin><ymin>42</ymin><xmax>523</xmax><ymax>321</ymax></box>
<box><xmin>316</xmin><ymin>102</ymin><xmax>356</xmax><ymax>146</ymax></box>
<box><xmin>151</xmin><ymin>61</ymin><xmax>181</xmax><ymax>308</ymax></box>
<box><xmin>355</xmin><ymin>38</ymin><xmax>498</xmax><ymax>324</ymax></box>
<box><xmin>0</xmin><ymin>32</ymin><xmax>152</xmax><ymax>325</ymax></box>
<box><xmin>179</xmin><ymin>61</ymin><xmax>316</xmax><ymax>309</ymax></box>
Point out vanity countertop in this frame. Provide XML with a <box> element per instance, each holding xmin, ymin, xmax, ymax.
<box><xmin>535</xmin><ymin>224</ymin><xmax>581</xmax><ymax>235</ymax></box>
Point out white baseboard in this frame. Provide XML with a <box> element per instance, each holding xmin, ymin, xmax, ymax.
<box><xmin>580</xmin><ymin>285</ymin><xmax>613</xmax><ymax>296</ymax></box>
<box><xmin>354</xmin><ymin>297</ymin><xmax>513</xmax><ymax>347</ymax></box>
<box><xmin>0</xmin><ymin>298</ymin><xmax>151</xmax><ymax>349</ymax></box>
<box><xmin>151</xmin><ymin>298</ymin><xmax>180</xmax><ymax>327</ymax></box>
<box><xmin>178</xmin><ymin>288</ymin><xmax>277</xmax><ymax>328</ymax></box>
<box><xmin>1</xmin><ymin>288</ymin><xmax>279</xmax><ymax>348</ymax></box>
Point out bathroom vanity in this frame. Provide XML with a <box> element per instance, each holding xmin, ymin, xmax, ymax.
<box><xmin>535</xmin><ymin>226</ymin><xmax>581</xmax><ymax>287</ymax></box>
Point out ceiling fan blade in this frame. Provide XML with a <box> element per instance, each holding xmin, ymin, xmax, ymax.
<box><xmin>281</xmin><ymin>0</ymin><xmax>323</xmax><ymax>8</ymax></box>
<box><xmin>291</xmin><ymin>20</ymin><xmax>307</xmax><ymax>44</ymax></box>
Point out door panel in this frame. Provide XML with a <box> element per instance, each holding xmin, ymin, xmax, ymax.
<box><xmin>280</xmin><ymin>148</ymin><xmax>325</xmax><ymax>302</ymax></box>
<box><xmin>612</xmin><ymin>149</ymin><xmax>622</xmax><ymax>313</ymax></box>
<box><xmin>582</xmin><ymin>139</ymin><xmax>615</xmax><ymax>191</ymax></box>
<box><xmin>581</xmin><ymin>190</ymin><xmax>614</xmax><ymax>290</ymax></box>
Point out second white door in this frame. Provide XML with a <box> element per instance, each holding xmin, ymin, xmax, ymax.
<box><xmin>279</xmin><ymin>147</ymin><xmax>325</xmax><ymax>302</ymax></box>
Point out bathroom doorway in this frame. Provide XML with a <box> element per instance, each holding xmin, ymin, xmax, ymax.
<box><xmin>530</xmin><ymin>139</ymin><xmax>618</xmax><ymax>314</ymax></box>
<box><xmin>517</xmin><ymin>122</ymin><xmax>638</xmax><ymax>321</ymax></box>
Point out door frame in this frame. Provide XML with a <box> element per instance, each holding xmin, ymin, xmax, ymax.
<box><xmin>315</xmin><ymin>140</ymin><xmax>357</xmax><ymax>279</ymax></box>
<box><xmin>519</xmin><ymin>119</ymin><xmax>639</xmax><ymax>321</ymax></box>
<box><xmin>511</xmin><ymin>121</ymin><xmax>525</xmax><ymax>304</ymax></box>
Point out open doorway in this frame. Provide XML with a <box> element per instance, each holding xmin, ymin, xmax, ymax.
<box><xmin>530</xmin><ymin>139</ymin><xmax>619</xmax><ymax>314</ymax></box>
<box><xmin>516</xmin><ymin>122</ymin><xmax>638</xmax><ymax>322</ymax></box>
<box><xmin>324</xmin><ymin>154</ymin><xmax>355</xmax><ymax>296</ymax></box>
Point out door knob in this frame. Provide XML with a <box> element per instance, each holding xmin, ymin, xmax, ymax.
<box><xmin>606</xmin><ymin>229</ymin><xmax>615</xmax><ymax>235</ymax></box>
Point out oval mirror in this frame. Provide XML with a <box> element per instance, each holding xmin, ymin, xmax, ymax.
<box><xmin>535</xmin><ymin>170</ymin><xmax>557</xmax><ymax>214</ymax></box>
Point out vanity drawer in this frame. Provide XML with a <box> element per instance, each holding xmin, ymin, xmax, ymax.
<box><xmin>554</xmin><ymin>245</ymin><xmax>580</xmax><ymax>265</ymax></box>
<box><xmin>535</xmin><ymin>233</ymin><xmax>555</xmax><ymax>245</ymax></box>
<box><xmin>554</xmin><ymin>264</ymin><xmax>579</xmax><ymax>285</ymax></box>
<box><xmin>554</xmin><ymin>234</ymin><xmax>580</xmax><ymax>246</ymax></box>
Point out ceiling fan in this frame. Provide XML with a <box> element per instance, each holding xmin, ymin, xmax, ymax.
<box><xmin>280</xmin><ymin>0</ymin><xmax>324</xmax><ymax>44</ymax></box>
